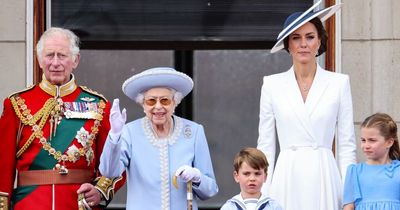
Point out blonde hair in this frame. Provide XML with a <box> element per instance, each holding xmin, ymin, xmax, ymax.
<box><xmin>361</xmin><ymin>113</ymin><xmax>400</xmax><ymax>160</ymax></box>
<box><xmin>233</xmin><ymin>147</ymin><xmax>268</xmax><ymax>174</ymax></box>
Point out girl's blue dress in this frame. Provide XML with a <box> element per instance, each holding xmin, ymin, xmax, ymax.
<box><xmin>343</xmin><ymin>160</ymin><xmax>400</xmax><ymax>210</ymax></box>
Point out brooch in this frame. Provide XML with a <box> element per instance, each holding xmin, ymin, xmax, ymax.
<box><xmin>183</xmin><ymin>125</ymin><xmax>192</xmax><ymax>139</ymax></box>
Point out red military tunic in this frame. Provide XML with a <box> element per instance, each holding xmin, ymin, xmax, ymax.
<box><xmin>0</xmin><ymin>75</ymin><xmax>120</xmax><ymax>210</ymax></box>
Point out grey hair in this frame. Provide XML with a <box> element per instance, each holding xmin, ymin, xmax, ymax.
<box><xmin>135</xmin><ymin>88</ymin><xmax>184</xmax><ymax>106</ymax></box>
<box><xmin>36</xmin><ymin>27</ymin><xmax>80</xmax><ymax>61</ymax></box>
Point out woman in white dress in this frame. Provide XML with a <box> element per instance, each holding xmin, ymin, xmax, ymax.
<box><xmin>257</xmin><ymin>1</ymin><xmax>357</xmax><ymax>210</ymax></box>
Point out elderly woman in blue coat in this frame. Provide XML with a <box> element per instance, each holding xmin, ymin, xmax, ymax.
<box><xmin>99</xmin><ymin>67</ymin><xmax>218</xmax><ymax>210</ymax></box>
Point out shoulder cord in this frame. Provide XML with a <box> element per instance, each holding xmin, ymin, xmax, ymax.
<box><xmin>10</xmin><ymin>96</ymin><xmax>57</xmax><ymax>158</ymax></box>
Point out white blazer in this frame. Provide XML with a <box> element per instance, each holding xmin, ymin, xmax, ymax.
<box><xmin>257</xmin><ymin>64</ymin><xmax>357</xmax><ymax>187</ymax></box>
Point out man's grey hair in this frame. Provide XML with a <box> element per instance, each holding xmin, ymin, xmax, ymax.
<box><xmin>36</xmin><ymin>27</ymin><xmax>80</xmax><ymax>61</ymax></box>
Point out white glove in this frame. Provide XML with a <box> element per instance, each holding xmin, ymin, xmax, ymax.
<box><xmin>109</xmin><ymin>98</ymin><xmax>127</xmax><ymax>136</ymax></box>
<box><xmin>175</xmin><ymin>165</ymin><xmax>201</xmax><ymax>183</ymax></box>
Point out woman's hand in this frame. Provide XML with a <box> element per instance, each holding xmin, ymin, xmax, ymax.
<box><xmin>175</xmin><ymin>165</ymin><xmax>201</xmax><ymax>183</ymax></box>
<box><xmin>110</xmin><ymin>98</ymin><xmax>127</xmax><ymax>135</ymax></box>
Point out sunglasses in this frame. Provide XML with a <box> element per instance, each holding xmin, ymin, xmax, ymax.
<box><xmin>144</xmin><ymin>97</ymin><xmax>173</xmax><ymax>106</ymax></box>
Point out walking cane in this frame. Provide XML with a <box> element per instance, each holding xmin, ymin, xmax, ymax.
<box><xmin>186</xmin><ymin>181</ymin><xmax>193</xmax><ymax>210</ymax></box>
<box><xmin>173</xmin><ymin>175</ymin><xmax>193</xmax><ymax>210</ymax></box>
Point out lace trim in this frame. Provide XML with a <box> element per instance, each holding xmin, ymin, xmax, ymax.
<box><xmin>142</xmin><ymin>116</ymin><xmax>183</xmax><ymax>210</ymax></box>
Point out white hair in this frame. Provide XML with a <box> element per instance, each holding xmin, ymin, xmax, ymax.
<box><xmin>36</xmin><ymin>27</ymin><xmax>80</xmax><ymax>61</ymax></box>
<box><xmin>135</xmin><ymin>88</ymin><xmax>184</xmax><ymax>106</ymax></box>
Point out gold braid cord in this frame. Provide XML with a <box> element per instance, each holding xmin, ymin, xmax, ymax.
<box><xmin>94</xmin><ymin>176</ymin><xmax>123</xmax><ymax>201</ymax></box>
<box><xmin>10</xmin><ymin>96</ymin><xmax>56</xmax><ymax>126</ymax></box>
<box><xmin>11</xmin><ymin>96</ymin><xmax>57</xmax><ymax>158</ymax></box>
<box><xmin>11</xmin><ymin>95</ymin><xmax>106</xmax><ymax>162</ymax></box>
<box><xmin>0</xmin><ymin>192</ymin><xmax>9</xmax><ymax>210</ymax></box>
<box><xmin>38</xmin><ymin>100</ymin><xmax>105</xmax><ymax>163</ymax></box>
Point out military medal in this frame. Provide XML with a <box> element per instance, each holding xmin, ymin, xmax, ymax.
<box><xmin>63</xmin><ymin>102</ymin><xmax>102</xmax><ymax>120</ymax></box>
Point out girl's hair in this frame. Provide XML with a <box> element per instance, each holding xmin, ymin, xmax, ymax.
<box><xmin>233</xmin><ymin>147</ymin><xmax>269</xmax><ymax>174</ymax></box>
<box><xmin>283</xmin><ymin>17</ymin><xmax>328</xmax><ymax>57</ymax></box>
<box><xmin>361</xmin><ymin>113</ymin><xmax>400</xmax><ymax>160</ymax></box>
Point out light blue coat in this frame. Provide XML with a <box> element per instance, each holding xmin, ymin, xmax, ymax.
<box><xmin>100</xmin><ymin>116</ymin><xmax>218</xmax><ymax>210</ymax></box>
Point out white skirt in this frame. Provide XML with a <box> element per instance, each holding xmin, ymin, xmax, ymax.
<box><xmin>269</xmin><ymin>147</ymin><xmax>342</xmax><ymax>210</ymax></box>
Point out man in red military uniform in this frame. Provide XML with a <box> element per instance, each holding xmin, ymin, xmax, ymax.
<box><xmin>0</xmin><ymin>27</ymin><xmax>123</xmax><ymax>210</ymax></box>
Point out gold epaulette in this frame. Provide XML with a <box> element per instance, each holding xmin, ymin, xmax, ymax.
<box><xmin>8</xmin><ymin>85</ymin><xmax>35</xmax><ymax>98</ymax></box>
<box><xmin>94</xmin><ymin>176</ymin><xmax>123</xmax><ymax>201</ymax></box>
<box><xmin>80</xmin><ymin>86</ymin><xmax>108</xmax><ymax>102</ymax></box>
<box><xmin>0</xmin><ymin>192</ymin><xmax>9</xmax><ymax>210</ymax></box>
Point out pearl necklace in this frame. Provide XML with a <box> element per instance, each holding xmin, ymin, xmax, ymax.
<box><xmin>142</xmin><ymin>116</ymin><xmax>182</xmax><ymax>147</ymax></box>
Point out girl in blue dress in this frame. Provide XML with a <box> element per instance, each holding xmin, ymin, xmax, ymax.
<box><xmin>343</xmin><ymin>113</ymin><xmax>400</xmax><ymax>210</ymax></box>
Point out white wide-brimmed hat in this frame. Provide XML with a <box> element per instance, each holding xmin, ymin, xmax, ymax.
<box><xmin>122</xmin><ymin>67</ymin><xmax>194</xmax><ymax>100</ymax></box>
<box><xmin>270</xmin><ymin>0</ymin><xmax>342</xmax><ymax>53</ymax></box>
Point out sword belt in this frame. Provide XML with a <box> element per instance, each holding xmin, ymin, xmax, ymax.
<box><xmin>18</xmin><ymin>169</ymin><xmax>95</xmax><ymax>186</ymax></box>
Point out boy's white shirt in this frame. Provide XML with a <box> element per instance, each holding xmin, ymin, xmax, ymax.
<box><xmin>230</xmin><ymin>193</ymin><xmax>270</xmax><ymax>210</ymax></box>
